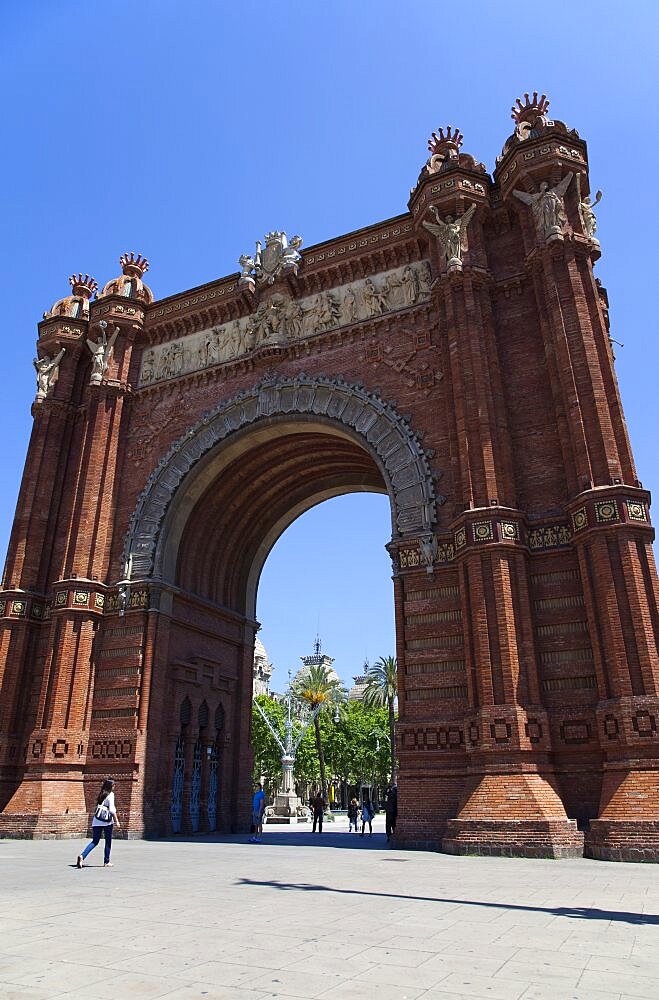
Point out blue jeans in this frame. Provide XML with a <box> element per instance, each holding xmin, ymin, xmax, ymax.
<box><xmin>81</xmin><ymin>824</ymin><xmax>113</xmax><ymax>864</ymax></box>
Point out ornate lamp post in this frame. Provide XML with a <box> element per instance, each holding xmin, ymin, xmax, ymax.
<box><xmin>253</xmin><ymin>672</ymin><xmax>321</xmax><ymax>823</ymax></box>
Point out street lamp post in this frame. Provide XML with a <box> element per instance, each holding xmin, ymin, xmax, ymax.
<box><xmin>253</xmin><ymin>672</ymin><xmax>321</xmax><ymax>823</ymax></box>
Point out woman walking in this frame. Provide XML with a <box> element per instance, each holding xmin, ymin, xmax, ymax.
<box><xmin>360</xmin><ymin>796</ymin><xmax>374</xmax><ymax>837</ymax></box>
<box><xmin>76</xmin><ymin>778</ymin><xmax>120</xmax><ymax>868</ymax></box>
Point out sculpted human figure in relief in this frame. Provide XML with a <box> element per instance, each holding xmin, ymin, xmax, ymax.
<box><xmin>226</xmin><ymin>320</ymin><xmax>242</xmax><ymax>357</ymax></box>
<box><xmin>343</xmin><ymin>286</ymin><xmax>358</xmax><ymax>323</ymax></box>
<box><xmin>286</xmin><ymin>299</ymin><xmax>304</xmax><ymax>338</ymax></box>
<box><xmin>33</xmin><ymin>348</ymin><xmax>65</xmax><ymax>401</ymax></box>
<box><xmin>513</xmin><ymin>173</ymin><xmax>573</xmax><ymax>240</ymax></box>
<box><xmin>401</xmin><ymin>265</ymin><xmax>420</xmax><ymax>305</ymax></box>
<box><xmin>141</xmin><ymin>349</ymin><xmax>155</xmax><ymax>383</ymax></box>
<box><xmin>319</xmin><ymin>292</ymin><xmax>340</xmax><ymax>329</ymax></box>
<box><xmin>418</xmin><ymin>261</ymin><xmax>432</xmax><ymax>294</ymax></box>
<box><xmin>363</xmin><ymin>278</ymin><xmax>387</xmax><ymax>316</ymax></box>
<box><xmin>86</xmin><ymin>321</ymin><xmax>119</xmax><ymax>384</ymax></box>
<box><xmin>422</xmin><ymin>203</ymin><xmax>477</xmax><ymax>269</ymax></box>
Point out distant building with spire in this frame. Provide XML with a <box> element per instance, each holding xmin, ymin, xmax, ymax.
<box><xmin>293</xmin><ymin>635</ymin><xmax>340</xmax><ymax>687</ymax></box>
<box><xmin>349</xmin><ymin>658</ymin><xmax>371</xmax><ymax>701</ymax></box>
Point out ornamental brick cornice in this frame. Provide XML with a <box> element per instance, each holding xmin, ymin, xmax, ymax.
<box><xmin>90</xmin><ymin>297</ymin><xmax>145</xmax><ymax>327</ymax></box>
<box><xmin>51</xmin><ymin>580</ymin><xmax>106</xmax><ymax>616</ymax></box>
<box><xmin>37</xmin><ymin>316</ymin><xmax>87</xmax><ymax>343</ymax></box>
<box><xmin>391</xmin><ymin>489</ymin><xmax>654</xmax><ymax>568</ymax></box>
<box><xmin>494</xmin><ymin>127</ymin><xmax>588</xmax><ymax>193</ymax></box>
<box><xmin>388</xmin><ymin>508</ymin><xmax>580</xmax><ymax>574</ymax></box>
<box><xmin>86</xmin><ymin>379</ymin><xmax>133</xmax><ymax>401</ymax></box>
<box><xmin>566</xmin><ymin>486</ymin><xmax>653</xmax><ymax>540</ymax></box>
<box><xmin>0</xmin><ymin>590</ymin><xmax>47</xmax><ymax>623</ymax></box>
<box><xmin>595</xmin><ymin>696</ymin><xmax>659</xmax><ymax>752</ymax></box>
<box><xmin>408</xmin><ymin>164</ymin><xmax>492</xmax><ymax>221</ymax></box>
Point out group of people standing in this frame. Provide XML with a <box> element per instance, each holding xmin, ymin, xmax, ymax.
<box><xmin>250</xmin><ymin>782</ymin><xmax>398</xmax><ymax>841</ymax></box>
<box><xmin>346</xmin><ymin>784</ymin><xmax>397</xmax><ymax>839</ymax></box>
<box><xmin>73</xmin><ymin>777</ymin><xmax>398</xmax><ymax>865</ymax></box>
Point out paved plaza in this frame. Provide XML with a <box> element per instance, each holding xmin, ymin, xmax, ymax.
<box><xmin>1</xmin><ymin>814</ymin><xmax>658</xmax><ymax>1000</ymax></box>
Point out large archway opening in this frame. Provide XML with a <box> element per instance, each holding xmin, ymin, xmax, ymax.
<box><xmin>152</xmin><ymin>423</ymin><xmax>393</xmax><ymax>835</ymax></box>
<box><xmin>132</xmin><ymin>378</ymin><xmax>438</xmax><ymax>836</ymax></box>
<box><xmin>174</xmin><ymin>422</ymin><xmax>390</xmax><ymax>617</ymax></box>
<box><xmin>256</xmin><ymin>491</ymin><xmax>395</xmax><ymax>683</ymax></box>
<box><xmin>253</xmin><ymin>491</ymin><xmax>396</xmax><ymax>821</ymax></box>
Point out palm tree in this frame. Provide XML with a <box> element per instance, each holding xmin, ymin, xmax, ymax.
<box><xmin>363</xmin><ymin>655</ymin><xmax>398</xmax><ymax>783</ymax></box>
<box><xmin>293</xmin><ymin>663</ymin><xmax>345</xmax><ymax>804</ymax></box>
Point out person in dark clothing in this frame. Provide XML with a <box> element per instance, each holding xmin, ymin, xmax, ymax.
<box><xmin>311</xmin><ymin>788</ymin><xmax>325</xmax><ymax>833</ymax></box>
<box><xmin>385</xmin><ymin>784</ymin><xmax>398</xmax><ymax>841</ymax></box>
<box><xmin>347</xmin><ymin>797</ymin><xmax>359</xmax><ymax>832</ymax></box>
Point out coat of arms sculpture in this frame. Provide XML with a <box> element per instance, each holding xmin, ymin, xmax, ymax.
<box><xmin>238</xmin><ymin>231</ymin><xmax>303</xmax><ymax>289</ymax></box>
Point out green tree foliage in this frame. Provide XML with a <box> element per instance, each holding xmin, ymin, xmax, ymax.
<box><xmin>325</xmin><ymin>701</ymin><xmax>392</xmax><ymax>790</ymax></box>
<box><xmin>292</xmin><ymin>663</ymin><xmax>346</xmax><ymax>801</ymax></box>
<box><xmin>251</xmin><ymin>696</ymin><xmax>394</xmax><ymax>798</ymax></box>
<box><xmin>362</xmin><ymin>655</ymin><xmax>398</xmax><ymax>782</ymax></box>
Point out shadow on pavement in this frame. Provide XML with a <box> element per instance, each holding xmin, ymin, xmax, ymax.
<box><xmin>235</xmin><ymin>876</ymin><xmax>659</xmax><ymax>925</ymax></box>
<box><xmin>157</xmin><ymin>828</ymin><xmax>391</xmax><ymax>850</ymax></box>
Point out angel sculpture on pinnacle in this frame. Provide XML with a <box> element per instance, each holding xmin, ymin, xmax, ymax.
<box><xmin>513</xmin><ymin>174</ymin><xmax>573</xmax><ymax>242</ymax></box>
<box><xmin>422</xmin><ymin>203</ymin><xmax>477</xmax><ymax>271</ymax></box>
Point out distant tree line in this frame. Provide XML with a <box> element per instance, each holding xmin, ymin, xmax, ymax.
<box><xmin>251</xmin><ymin>696</ymin><xmax>395</xmax><ymax>802</ymax></box>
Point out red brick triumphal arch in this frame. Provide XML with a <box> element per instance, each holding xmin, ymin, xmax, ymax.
<box><xmin>1</xmin><ymin>94</ymin><xmax>658</xmax><ymax>859</ymax></box>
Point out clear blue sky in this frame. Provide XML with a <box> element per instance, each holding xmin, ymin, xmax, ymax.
<box><xmin>2</xmin><ymin>2</ymin><xmax>657</xmax><ymax>687</ymax></box>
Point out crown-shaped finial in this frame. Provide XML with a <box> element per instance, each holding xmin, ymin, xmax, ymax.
<box><xmin>511</xmin><ymin>92</ymin><xmax>550</xmax><ymax>124</ymax></box>
<box><xmin>68</xmin><ymin>273</ymin><xmax>98</xmax><ymax>298</ymax></box>
<box><xmin>119</xmin><ymin>251</ymin><xmax>150</xmax><ymax>277</ymax></box>
<box><xmin>427</xmin><ymin>125</ymin><xmax>463</xmax><ymax>157</ymax></box>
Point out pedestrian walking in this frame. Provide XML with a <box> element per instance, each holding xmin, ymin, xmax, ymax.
<box><xmin>250</xmin><ymin>782</ymin><xmax>265</xmax><ymax>842</ymax></box>
<box><xmin>347</xmin><ymin>797</ymin><xmax>359</xmax><ymax>832</ymax></box>
<box><xmin>360</xmin><ymin>795</ymin><xmax>374</xmax><ymax>837</ymax></box>
<box><xmin>311</xmin><ymin>788</ymin><xmax>325</xmax><ymax>833</ymax></box>
<box><xmin>76</xmin><ymin>777</ymin><xmax>120</xmax><ymax>868</ymax></box>
<box><xmin>385</xmin><ymin>783</ymin><xmax>398</xmax><ymax>841</ymax></box>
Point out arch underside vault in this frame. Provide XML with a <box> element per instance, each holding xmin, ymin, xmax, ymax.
<box><xmin>175</xmin><ymin>425</ymin><xmax>386</xmax><ymax>613</ymax></box>
<box><xmin>124</xmin><ymin>375</ymin><xmax>442</xmax><ymax>601</ymax></box>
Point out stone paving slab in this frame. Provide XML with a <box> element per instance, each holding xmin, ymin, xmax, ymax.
<box><xmin>1</xmin><ymin>815</ymin><xmax>658</xmax><ymax>999</ymax></box>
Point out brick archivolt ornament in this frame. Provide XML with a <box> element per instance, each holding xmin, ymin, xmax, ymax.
<box><xmin>123</xmin><ymin>375</ymin><xmax>441</xmax><ymax>578</ymax></box>
<box><xmin>138</xmin><ymin>261</ymin><xmax>432</xmax><ymax>387</ymax></box>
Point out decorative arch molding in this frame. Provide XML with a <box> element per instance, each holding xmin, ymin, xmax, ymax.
<box><xmin>123</xmin><ymin>373</ymin><xmax>443</xmax><ymax>578</ymax></box>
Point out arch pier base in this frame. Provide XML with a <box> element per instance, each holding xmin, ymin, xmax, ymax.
<box><xmin>442</xmin><ymin>769</ymin><xmax>584</xmax><ymax>859</ymax></box>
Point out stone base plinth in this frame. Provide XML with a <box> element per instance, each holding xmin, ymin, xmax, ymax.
<box><xmin>441</xmin><ymin>769</ymin><xmax>584</xmax><ymax>858</ymax></box>
<box><xmin>265</xmin><ymin>816</ymin><xmax>309</xmax><ymax>825</ymax></box>
<box><xmin>585</xmin><ymin>820</ymin><xmax>659</xmax><ymax>862</ymax></box>
<box><xmin>442</xmin><ymin>817</ymin><xmax>584</xmax><ymax>858</ymax></box>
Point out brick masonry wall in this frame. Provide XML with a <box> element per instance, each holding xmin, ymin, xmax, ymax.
<box><xmin>1</xmin><ymin>111</ymin><xmax>657</xmax><ymax>856</ymax></box>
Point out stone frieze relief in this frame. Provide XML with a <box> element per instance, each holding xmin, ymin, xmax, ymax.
<box><xmin>139</xmin><ymin>261</ymin><xmax>432</xmax><ymax>387</ymax></box>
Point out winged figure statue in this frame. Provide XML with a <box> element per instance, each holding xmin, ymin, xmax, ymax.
<box><xmin>422</xmin><ymin>203</ymin><xmax>477</xmax><ymax>268</ymax></box>
<box><xmin>513</xmin><ymin>173</ymin><xmax>573</xmax><ymax>240</ymax></box>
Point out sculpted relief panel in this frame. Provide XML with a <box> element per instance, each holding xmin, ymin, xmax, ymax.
<box><xmin>139</xmin><ymin>261</ymin><xmax>432</xmax><ymax>387</ymax></box>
